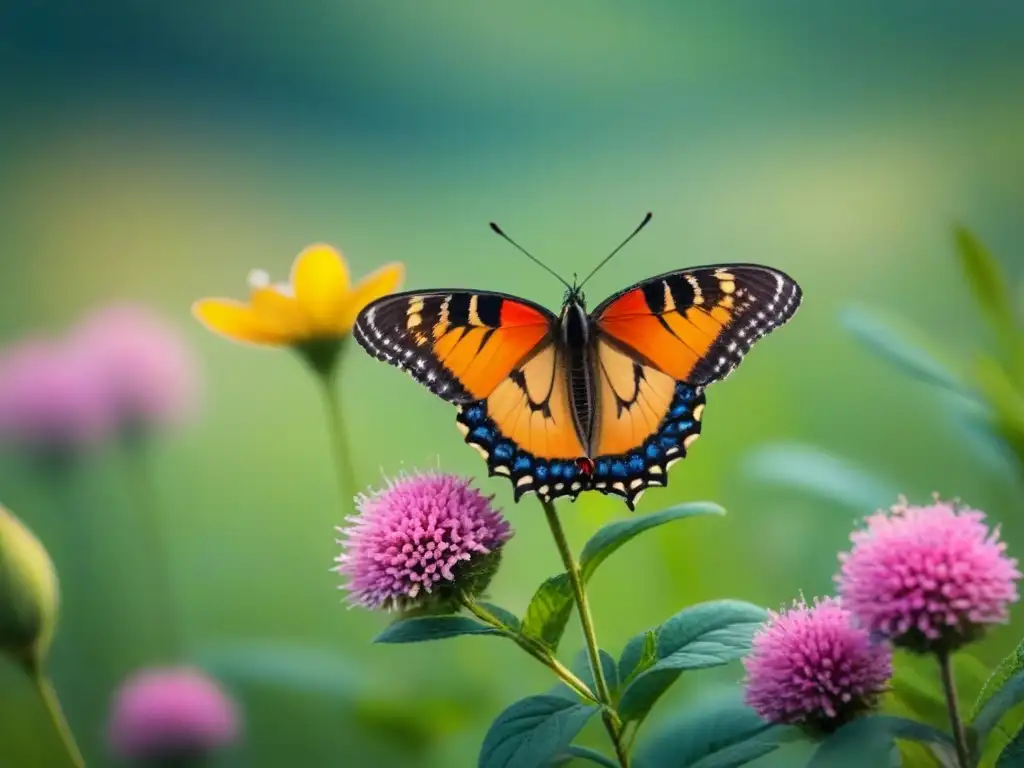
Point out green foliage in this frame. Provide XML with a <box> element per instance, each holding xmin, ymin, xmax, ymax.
<box><xmin>633</xmin><ymin>693</ymin><xmax>790</xmax><ymax>768</ymax></box>
<box><xmin>577</xmin><ymin>503</ymin><xmax>725</xmax><ymax>582</ymax></box>
<box><xmin>972</xmin><ymin>671</ymin><xmax>1024</xmax><ymax>743</ymax></box>
<box><xmin>742</xmin><ymin>442</ymin><xmax>899</xmax><ymax>511</ymax></box>
<box><xmin>522</xmin><ymin>503</ymin><xmax>724</xmax><ymax>654</ymax></box>
<box><xmin>522</xmin><ymin>573</ymin><xmax>576</xmax><ymax>652</ymax></box>
<box><xmin>478</xmin><ymin>695</ymin><xmax>599</xmax><ymax>768</ymax></box>
<box><xmin>616</xmin><ymin>601</ymin><xmax>767</xmax><ymax>723</ymax></box>
<box><xmin>996</xmin><ymin>726</ymin><xmax>1024</xmax><ymax>767</ymax></box>
<box><xmin>806</xmin><ymin>715</ymin><xmax>953</xmax><ymax>767</ymax></box>
<box><xmin>549</xmin><ymin>745</ymin><xmax>618</xmax><ymax>767</ymax></box>
<box><xmin>954</xmin><ymin>226</ymin><xmax>1015</xmax><ymax>351</ymax></box>
<box><xmin>570</xmin><ymin>649</ymin><xmax>619</xmax><ymax>697</ymax></box>
<box><xmin>374</xmin><ymin>615</ymin><xmax>502</xmax><ymax>643</ymax></box>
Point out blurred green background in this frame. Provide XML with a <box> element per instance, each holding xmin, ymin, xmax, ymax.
<box><xmin>1</xmin><ymin>2</ymin><xmax>1023</xmax><ymax>766</ymax></box>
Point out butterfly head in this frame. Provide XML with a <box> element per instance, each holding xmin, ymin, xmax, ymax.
<box><xmin>562</xmin><ymin>275</ymin><xmax>587</xmax><ymax>312</ymax></box>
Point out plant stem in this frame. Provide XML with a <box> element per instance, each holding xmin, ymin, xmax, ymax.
<box><xmin>122</xmin><ymin>437</ymin><xmax>182</xmax><ymax>659</ymax></box>
<box><xmin>319</xmin><ymin>370</ymin><xmax>358</xmax><ymax>514</ymax></box>
<box><xmin>28</xmin><ymin>664</ymin><xmax>85</xmax><ymax>768</ymax></box>
<box><xmin>460</xmin><ymin>597</ymin><xmax>597</xmax><ymax>703</ymax></box>
<box><xmin>937</xmin><ymin>649</ymin><xmax>971</xmax><ymax>768</ymax></box>
<box><xmin>540</xmin><ymin>498</ymin><xmax>630</xmax><ymax>768</ymax></box>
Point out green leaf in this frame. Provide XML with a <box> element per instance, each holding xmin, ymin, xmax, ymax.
<box><xmin>742</xmin><ymin>442</ymin><xmax>900</xmax><ymax>512</ymax></box>
<box><xmin>578</xmin><ymin>502</ymin><xmax>725</xmax><ymax>582</ymax></box>
<box><xmin>633</xmin><ymin>691</ymin><xmax>791</xmax><ymax>768</ymax></box>
<box><xmin>374</xmin><ymin>615</ymin><xmax>500</xmax><ymax>644</ymax></box>
<box><xmin>570</xmin><ymin>649</ymin><xmax>620</xmax><ymax>696</ymax></box>
<box><xmin>521</xmin><ymin>573</ymin><xmax>576</xmax><ymax>652</ymax></box>
<box><xmin>548</xmin><ymin>745</ymin><xmax>618</xmax><ymax>767</ymax></box>
<box><xmin>997</xmin><ymin>725</ymin><xmax>1024</xmax><ymax>767</ymax></box>
<box><xmin>617</xmin><ymin>601</ymin><xmax>767</xmax><ymax>723</ymax></box>
<box><xmin>839</xmin><ymin>306</ymin><xmax>970</xmax><ymax>396</ymax></box>
<box><xmin>619</xmin><ymin>630</ymin><xmax>658</xmax><ymax>688</ymax></box>
<box><xmin>972</xmin><ymin>671</ymin><xmax>1024</xmax><ymax>741</ymax></box>
<box><xmin>478</xmin><ymin>695</ymin><xmax>598</xmax><ymax>768</ymax></box>
<box><xmin>955</xmin><ymin>226</ymin><xmax>1015</xmax><ymax>344</ymax></box>
<box><xmin>192</xmin><ymin>642</ymin><xmax>367</xmax><ymax>700</ymax></box>
<box><xmin>974</xmin><ymin>356</ymin><xmax>1024</xmax><ymax>473</ymax></box>
<box><xmin>480</xmin><ymin>602</ymin><xmax>522</xmax><ymax>632</ymax></box>
<box><xmin>807</xmin><ymin>715</ymin><xmax>953</xmax><ymax>768</ymax></box>
<box><xmin>973</xmin><ymin>639</ymin><xmax>1024</xmax><ymax>722</ymax></box>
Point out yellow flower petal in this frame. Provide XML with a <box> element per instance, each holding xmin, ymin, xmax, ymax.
<box><xmin>291</xmin><ymin>244</ymin><xmax>351</xmax><ymax>332</ymax></box>
<box><xmin>337</xmin><ymin>262</ymin><xmax>406</xmax><ymax>333</ymax></box>
<box><xmin>249</xmin><ymin>287</ymin><xmax>309</xmax><ymax>341</ymax></box>
<box><xmin>191</xmin><ymin>299</ymin><xmax>289</xmax><ymax>346</ymax></box>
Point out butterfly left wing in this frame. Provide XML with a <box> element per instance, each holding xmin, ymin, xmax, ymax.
<box><xmin>355</xmin><ymin>289</ymin><xmax>588</xmax><ymax>500</ymax></box>
<box><xmin>586</xmin><ymin>264</ymin><xmax>802</xmax><ymax>508</ymax></box>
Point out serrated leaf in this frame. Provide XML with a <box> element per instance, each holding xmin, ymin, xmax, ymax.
<box><xmin>570</xmin><ymin>649</ymin><xmax>619</xmax><ymax>696</ymax></box>
<box><xmin>521</xmin><ymin>573</ymin><xmax>575</xmax><ymax>652</ymax></box>
<box><xmin>578</xmin><ymin>502</ymin><xmax>725</xmax><ymax>582</ymax></box>
<box><xmin>478</xmin><ymin>695</ymin><xmax>598</xmax><ymax>768</ymax></box>
<box><xmin>955</xmin><ymin>226</ymin><xmax>1015</xmax><ymax>346</ymax></box>
<box><xmin>973</xmin><ymin>638</ymin><xmax>1024</xmax><ymax>721</ymax></box>
<box><xmin>617</xmin><ymin>601</ymin><xmax>767</xmax><ymax>723</ymax></box>
<box><xmin>548</xmin><ymin>745</ymin><xmax>617</xmax><ymax>767</ymax></box>
<box><xmin>807</xmin><ymin>715</ymin><xmax>953</xmax><ymax>768</ymax></box>
<box><xmin>972</xmin><ymin>671</ymin><xmax>1024</xmax><ymax>741</ymax></box>
<box><xmin>997</xmin><ymin>725</ymin><xmax>1024</xmax><ymax>767</ymax></box>
<box><xmin>192</xmin><ymin>642</ymin><xmax>367</xmax><ymax>700</ymax></box>
<box><xmin>633</xmin><ymin>691</ymin><xmax>790</xmax><ymax>768</ymax></box>
<box><xmin>619</xmin><ymin>630</ymin><xmax>658</xmax><ymax>688</ymax></box>
<box><xmin>374</xmin><ymin>615</ymin><xmax>500</xmax><ymax>644</ymax></box>
<box><xmin>742</xmin><ymin>442</ymin><xmax>900</xmax><ymax>512</ymax></box>
<box><xmin>839</xmin><ymin>306</ymin><xmax>969</xmax><ymax>396</ymax></box>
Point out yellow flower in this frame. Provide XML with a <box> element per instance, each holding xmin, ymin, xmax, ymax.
<box><xmin>192</xmin><ymin>244</ymin><xmax>404</xmax><ymax>348</ymax></box>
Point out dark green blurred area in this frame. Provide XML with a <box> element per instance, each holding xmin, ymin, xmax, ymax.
<box><xmin>1</xmin><ymin>2</ymin><xmax>1023</xmax><ymax>766</ymax></box>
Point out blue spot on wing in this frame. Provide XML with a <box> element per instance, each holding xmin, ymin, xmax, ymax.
<box><xmin>472</xmin><ymin>425</ymin><xmax>493</xmax><ymax>441</ymax></box>
<box><xmin>628</xmin><ymin>454</ymin><xmax>645</xmax><ymax>473</ymax></box>
<box><xmin>611</xmin><ymin>461</ymin><xmax>628</xmax><ymax>478</ymax></box>
<box><xmin>494</xmin><ymin>443</ymin><xmax>514</xmax><ymax>460</ymax></box>
<box><xmin>513</xmin><ymin>455</ymin><xmax>532</xmax><ymax>472</ymax></box>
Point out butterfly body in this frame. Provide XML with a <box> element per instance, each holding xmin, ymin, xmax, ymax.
<box><xmin>355</xmin><ymin>264</ymin><xmax>801</xmax><ymax>510</ymax></box>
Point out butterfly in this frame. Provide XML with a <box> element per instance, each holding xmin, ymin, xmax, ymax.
<box><xmin>354</xmin><ymin>216</ymin><xmax>802</xmax><ymax>510</ymax></box>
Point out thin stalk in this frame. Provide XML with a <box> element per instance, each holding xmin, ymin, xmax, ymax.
<box><xmin>319</xmin><ymin>371</ymin><xmax>358</xmax><ymax>513</ymax></box>
<box><xmin>937</xmin><ymin>649</ymin><xmax>971</xmax><ymax>768</ymax></box>
<box><xmin>460</xmin><ymin>596</ymin><xmax>597</xmax><ymax>703</ymax></box>
<box><xmin>28</xmin><ymin>663</ymin><xmax>85</xmax><ymax>768</ymax></box>
<box><xmin>540</xmin><ymin>498</ymin><xmax>630</xmax><ymax>768</ymax></box>
<box><xmin>121</xmin><ymin>438</ymin><xmax>183</xmax><ymax>658</ymax></box>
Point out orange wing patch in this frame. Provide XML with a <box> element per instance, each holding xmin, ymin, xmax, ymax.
<box><xmin>483</xmin><ymin>343</ymin><xmax>586</xmax><ymax>460</ymax></box>
<box><xmin>355</xmin><ymin>290</ymin><xmax>554</xmax><ymax>404</ymax></box>
<box><xmin>594</xmin><ymin>265</ymin><xmax>802</xmax><ymax>386</ymax></box>
<box><xmin>594</xmin><ymin>340</ymin><xmax>678</xmax><ymax>456</ymax></box>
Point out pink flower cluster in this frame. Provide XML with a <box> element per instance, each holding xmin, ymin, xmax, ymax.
<box><xmin>743</xmin><ymin>597</ymin><xmax>891</xmax><ymax>731</ymax></box>
<box><xmin>0</xmin><ymin>303</ymin><xmax>198</xmax><ymax>462</ymax></box>
<box><xmin>107</xmin><ymin>666</ymin><xmax>240</xmax><ymax>762</ymax></box>
<box><xmin>745</xmin><ymin>496</ymin><xmax>1020</xmax><ymax>730</ymax></box>
<box><xmin>335</xmin><ymin>471</ymin><xmax>513</xmax><ymax>610</ymax></box>
<box><xmin>838</xmin><ymin>497</ymin><xmax>1020</xmax><ymax>652</ymax></box>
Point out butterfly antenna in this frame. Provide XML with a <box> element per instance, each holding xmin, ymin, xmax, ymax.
<box><xmin>577</xmin><ymin>212</ymin><xmax>653</xmax><ymax>290</ymax></box>
<box><xmin>489</xmin><ymin>222</ymin><xmax>572</xmax><ymax>291</ymax></box>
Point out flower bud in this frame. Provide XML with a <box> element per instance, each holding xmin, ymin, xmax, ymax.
<box><xmin>0</xmin><ymin>504</ymin><xmax>59</xmax><ymax>668</ymax></box>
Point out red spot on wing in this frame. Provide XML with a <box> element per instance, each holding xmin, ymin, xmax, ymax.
<box><xmin>576</xmin><ymin>457</ymin><xmax>595</xmax><ymax>477</ymax></box>
<box><xmin>596</xmin><ymin>288</ymin><xmax>647</xmax><ymax>319</ymax></box>
<box><xmin>500</xmin><ymin>299</ymin><xmax>548</xmax><ymax>326</ymax></box>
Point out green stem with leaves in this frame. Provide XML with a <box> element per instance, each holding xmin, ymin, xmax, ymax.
<box><xmin>319</xmin><ymin>369</ymin><xmax>358</xmax><ymax>514</ymax></box>
<box><xmin>460</xmin><ymin>596</ymin><xmax>596</xmax><ymax>703</ymax></box>
<box><xmin>121</xmin><ymin>436</ymin><xmax>183</xmax><ymax>659</ymax></box>
<box><xmin>27</xmin><ymin>662</ymin><xmax>85</xmax><ymax>768</ymax></box>
<box><xmin>540</xmin><ymin>498</ymin><xmax>630</xmax><ymax>768</ymax></box>
<box><xmin>937</xmin><ymin>649</ymin><xmax>971</xmax><ymax>768</ymax></box>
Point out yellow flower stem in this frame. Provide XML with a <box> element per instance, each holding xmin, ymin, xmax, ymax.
<box><xmin>540</xmin><ymin>498</ymin><xmax>629</xmax><ymax>768</ymax></box>
<box><xmin>459</xmin><ymin>596</ymin><xmax>597</xmax><ymax>703</ymax></box>
<box><xmin>319</xmin><ymin>369</ymin><xmax>357</xmax><ymax>513</ymax></box>
<box><xmin>27</xmin><ymin>662</ymin><xmax>85</xmax><ymax>768</ymax></box>
<box><xmin>121</xmin><ymin>436</ymin><xmax>183</xmax><ymax>659</ymax></box>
